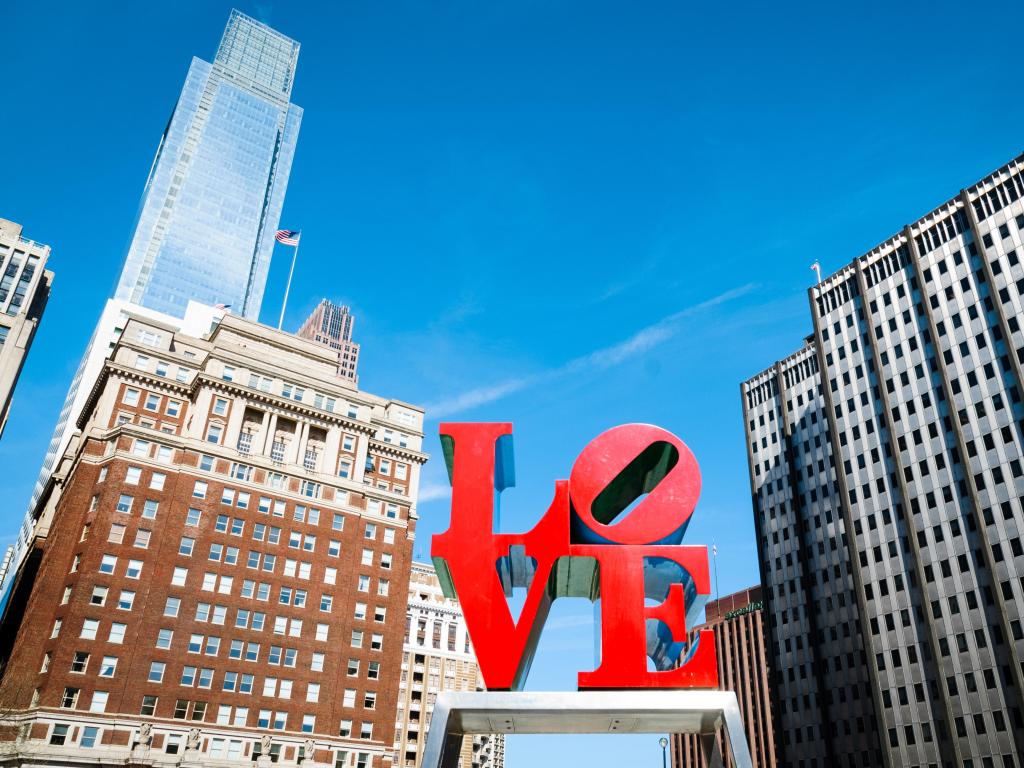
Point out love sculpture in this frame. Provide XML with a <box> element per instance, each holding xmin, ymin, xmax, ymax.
<box><xmin>431</xmin><ymin>422</ymin><xmax>717</xmax><ymax>690</ymax></box>
<box><xmin>423</xmin><ymin>424</ymin><xmax>754</xmax><ymax>768</ymax></box>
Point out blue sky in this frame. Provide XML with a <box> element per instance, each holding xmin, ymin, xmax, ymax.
<box><xmin>4</xmin><ymin>0</ymin><xmax>1024</xmax><ymax>763</ymax></box>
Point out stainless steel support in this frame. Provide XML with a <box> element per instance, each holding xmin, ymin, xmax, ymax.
<box><xmin>421</xmin><ymin>690</ymin><xmax>753</xmax><ymax>768</ymax></box>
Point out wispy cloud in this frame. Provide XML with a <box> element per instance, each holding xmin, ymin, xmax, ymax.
<box><xmin>425</xmin><ymin>283</ymin><xmax>758</xmax><ymax>418</ymax></box>
<box><xmin>417</xmin><ymin>482</ymin><xmax>453</xmax><ymax>503</ymax></box>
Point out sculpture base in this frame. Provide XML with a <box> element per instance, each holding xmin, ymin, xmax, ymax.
<box><xmin>422</xmin><ymin>690</ymin><xmax>752</xmax><ymax>768</ymax></box>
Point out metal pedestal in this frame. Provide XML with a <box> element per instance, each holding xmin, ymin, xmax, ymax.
<box><xmin>421</xmin><ymin>690</ymin><xmax>753</xmax><ymax>768</ymax></box>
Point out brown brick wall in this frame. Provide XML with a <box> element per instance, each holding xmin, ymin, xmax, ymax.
<box><xmin>2</xmin><ymin>435</ymin><xmax>415</xmax><ymax>753</ymax></box>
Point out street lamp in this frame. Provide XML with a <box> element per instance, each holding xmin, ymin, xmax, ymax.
<box><xmin>659</xmin><ymin>736</ymin><xmax>669</xmax><ymax>768</ymax></box>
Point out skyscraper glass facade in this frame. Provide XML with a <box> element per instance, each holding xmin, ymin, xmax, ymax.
<box><xmin>114</xmin><ymin>9</ymin><xmax>302</xmax><ymax>320</ymax></box>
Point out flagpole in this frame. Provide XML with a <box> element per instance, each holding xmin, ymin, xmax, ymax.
<box><xmin>277</xmin><ymin>235</ymin><xmax>300</xmax><ymax>331</ymax></box>
<box><xmin>713</xmin><ymin>542</ymin><xmax>720</xmax><ymax>602</ymax></box>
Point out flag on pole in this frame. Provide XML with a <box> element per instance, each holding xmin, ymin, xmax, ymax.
<box><xmin>214</xmin><ymin>303</ymin><xmax>231</xmax><ymax>310</ymax></box>
<box><xmin>810</xmin><ymin>260</ymin><xmax>822</xmax><ymax>283</ymax></box>
<box><xmin>275</xmin><ymin>229</ymin><xmax>301</xmax><ymax>246</ymax></box>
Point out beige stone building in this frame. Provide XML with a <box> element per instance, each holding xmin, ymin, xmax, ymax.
<box><xmin>0</xmin><ymin>218</ymin><xmax>53</xmax><ymax>439</ymax></box>
<box><xmin>394</xmin><ymin>563</ymin><xmax>503</xmax><ymax>768</ymax></box>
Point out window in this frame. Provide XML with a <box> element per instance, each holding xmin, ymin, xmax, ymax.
<box><xmin>81</xmin><ymin>619</ymin><xmax>100</xmax><ymax>640</ymax></box>
<box><xmin>71</xmin><ymin>651</ymin><xmax>90</xmax><ymax>673</ymax></box>
<box><xmin>165</xmin><ymin>597</ymin><xmax>181</xmax><ymax>617</ymax></box>
<box><xmin>302</xmin><ymin>714</ymin><xmax>316</xmax><ymax>733</ymax></box>
<box><xmin>99</xmin><ymin>656</ymin><xmax>118</xmax><ymax>676</ymax></box>
<box><xmin>179</xmin><ymin>537</ymin><xmax>195</xmax><ymax>556</ymax></box>
<box><xmin>149</xmin><ymin>661</ymin><xmax>166</xmax><ymax>682</ymax></box>
<box><xmin>156</xmin><ymin>445</ymin><xmax>173</xmax><ymax>462</ymax></box>
<box><xmin>360</xmin><ymin>723</ymin><xmax>373</xmax><ymax>739</ymax></box>
<box><xmin>133</xmin><ymin>529</ymin><xmax>152</xmax><ymax>548</ymax></box>
<box><xmin>50</xmin><ymin>724</ymin><xmax>70</xmax><ymax>744</ymax></box>
<box><xmin>118</xmin><ymin>590</ymin><xmax>136</xmax><ymax>610</ymax></box>
<box><xmin>125</xmin><ymin>467</ymin><xmax>142</xmax><ymax>485</ymax></box>
<box><xmin>343</xmin><ymin>689</ymin><xmax>356</xmax><ymax>707</ymax></box>
<box><xmin>311</xmin><ymin>652</ymin><xmax>326</xmax><ymax>671</ymax></box>
<box><xmin>364</xmin><ymin>523</ymin><xmax>376</xmax><ymax>540</ymax></box>
<box><xmin>370</xmin><ymin>634</ymin><xmax>383</xmax><ymax>650</ymax></box>
<box><xmin>116</xmin><ymin>494</ymin><xmax>134</xmax><ymax>513</ymax></box>
<box><xmin>363</xmin><ymin>691</ymin><xmax>376</xmax><ymax>709</ymax></box>
<box><xmin>61</xmin><ymin>688</ymin><xmax>80</xmax><ymax>708</ymax></box>
<box><xmin>306</xmin><ymin>683</ymin><xmax>320</xmax><ymax>703</ymax></box>
<box><xmin>166</xmin><ymin>400</ymin><xmax>181</xmax><ymax>417</ymax></box>
<box><xmin>126</xmin><ymin>560</ymin><xmax>143</xmax><ymax>579</ymax></box>
<box><xmin>109</xmin><ymin>623</ymin><xmax>127</xmax><ymax>644</ymax></box>
<box><xmin>80</xmin><ymin>725</ymin><xmax>99</xmax><ymax>748</ymax></box>
<box><xmin>328</xmin><ymin>540</ymin><xmax>341</xmax><ymax>557</ymax></box>
<box><xmin>108</xmin><ymin>524</ymin><xmax>126</xmax><ymax>544</ymax></box>
<box><xmin>142</xmin><ymin>500</ymin><xmax>159</xmax><ymax>519</ymax></box>
<box><xmin>339</xmin><ymin>720</ymin><xmax>352</xmax><ymax>738</ymax></box>
<box><xmin>199</xmin><ymin>454</ymin><xmax>215</xmax><ymax>471</ymax></box>
<box><xmin>140</xmin><ymin>695</ymin><xmax>158</xmax><ymax>716</ymax></box>
<box><xmin>156</xmin><ymin>629</ymin><xmax>173</xmax><ymax>649</ymax></box>
<box><xmin>144</xmin><ymin>393</ymin><xmax>161</xmax><ymax>412</ymax></box>
<box><xmin>171</xmin><ymin>566</ymin><xmax>188</xmax><ymax>586</ymax></box>
<box><xmin>193</xmin><ymin>481</ymin><xmax>207</xmax><ymax>499</ymax></box>
<box><xmin>123</xmin><ymin>388</ymin><xmax>140</xmax><ymax>406</ymax></box>
<box><xmin>52</xmin><ymin>618</ymin><xmax>62</xmax><ymax>638</ymax></box>
<box><xmin>213</xmin><ymin>398</ymin><xmax>229</xmax><ymax>416</ymax></box>
<box><xmin>181</xmin><ymin>666</ymin><xmax>197</xmax><ymax>686</ymax></box>
<box><xmin>206</xmin><ymin>423</ymin><xmax>223</xmax><ymax>444</ymax></box>
<box><xmin>315</xmin><ymin>624</ymin><xmax>329</xmax><ymax>642</ymax></box>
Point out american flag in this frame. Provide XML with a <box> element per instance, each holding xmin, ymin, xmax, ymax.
<box><xmin>275</xmin><ymin>229</ymin><xmax>300</xmax><ymax>246</ymax></box>
<box><xmin>214</xmin><ymin>303</ymin><xmax>231</xmax><ymax>310</ymax></box>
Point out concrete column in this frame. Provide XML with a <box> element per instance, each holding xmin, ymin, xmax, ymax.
<box><xmin>263</xmin><ymin>413</ymin><xmax>279</xmax><ymax>458</ymax></box>
<box><xmin>324</xmin><ymin>425</ymin><xmax>342</xmax><ymax>476</ymax></box>
<box><xmin>225</xmin><ymin>397</ymin><xmax>247</xmax><ymax>449</ymax></box>
<box><xmin>255</xmin><ymin>410</ymin><xmax>271</xmax><ymax>455</ymax></box>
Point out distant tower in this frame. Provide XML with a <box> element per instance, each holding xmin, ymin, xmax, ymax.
<box><xmin>296</xmin><ymin>299</ymin><xmax>361</xmax><ymax>384</ymax></box>
<box><xmin>0</xmin><ymin>218</ymin><xmax>53</xmax><ymax>439</ymax></box>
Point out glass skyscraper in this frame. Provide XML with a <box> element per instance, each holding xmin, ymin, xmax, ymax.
<box><xmin>0</xmin><ymin>10</ymin><xmax>303</xmax><ymax>618</ymax></box>
<box><xmin>115</xmin><ymin>9</ymin><xmax>302</xmax><ymax>319</ymax></box>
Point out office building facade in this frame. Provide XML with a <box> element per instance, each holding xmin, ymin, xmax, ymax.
<box><xmin>297</xmin><ymin>300</ymin><xmax>361</xmax><ymax>385</ymax></box>
<box><xmin>394</xmin><ymin>562</ymin><xmax>503</xmax><ymax>768</ymax></box>
<box><xmin>0</xmin><ymin>218</ymin><xmax>53</xmax><ymax>439</ymax></box>
<box><xmin>0</xmin><ymin>310</ymin><xmax>426</xmax><ymax>768</ymax></box>
<box><xmin>742</xmin><ymin>152</ymin><xmax>1024</xmax><ymax>767</ymax></box>
<box><xmin>672</xmin><ymin>586</ymin><xmax>775</xmax><ymax>768</ymax></box>
<box><xmin>115</xmin><ymin>9</ymin><xmax>302</xmax><ymax>321</ymax></box>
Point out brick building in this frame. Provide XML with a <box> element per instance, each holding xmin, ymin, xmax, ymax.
<box><xmin>0</xmin><ymin>307</ymin><xmax>427</xmax><ymax>768</ymax></box>
<box><xmin>671</xmin><ymin>586</ymin><xmax>775</xmax><ymax>768</ymax></box>
<box><xmin>394</xmin><ymin>562</ymin><xmax>503</xmax><ymax>768</ymax></box>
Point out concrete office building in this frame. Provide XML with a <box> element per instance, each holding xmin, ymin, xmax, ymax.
<box><xmin>394</xmin><ymin>562</ymin><xmax>503</xmax><ymax>768</ymax></box>
<box><xmin>672</xmin><ymin>586</ymin><xmax>775</xmax><ymax>768</ymax></box>
<box><xmin>297</xmin><ymin>300</ymin><xmax>361</xmax><ymax>385</ymax></box>
<box><xmin>742</xmin><ymin>152</ymin><xmax>1024</xmax><ymax>768</ymax></box>
<box><xmin>0</xmin><ymin>308</ymin><xmax>426</xmax><ymax>768</ymax></box>
<box><xmin>0</xmin><ymin>218</ymin><xmax>53</xmax><ymax>439</ymax></box>
<box><xmin>1</xmin><ymin>9</ymin><xmax>304</xmax><ymax>623</ymax></box>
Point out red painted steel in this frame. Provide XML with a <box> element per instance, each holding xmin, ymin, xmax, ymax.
<box><xmin>432</xmin><ymin>423</ymin><xmax>718</xmax><ymax>691</ymax></box>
